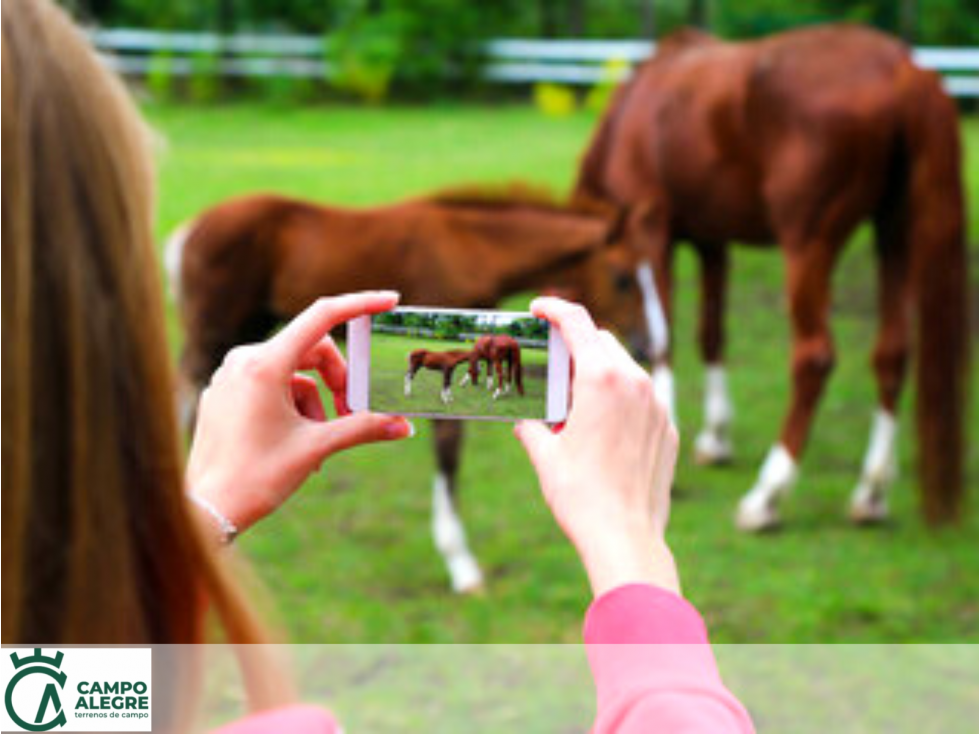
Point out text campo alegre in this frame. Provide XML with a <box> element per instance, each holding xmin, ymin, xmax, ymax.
<box><xmin>75</xmin><ymin>680</ymin><xmax>149</xmax><ymax>715</ymax></box>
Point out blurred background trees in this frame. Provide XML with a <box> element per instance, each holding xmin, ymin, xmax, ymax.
<box><xmin>61</xmin><ymin>1</ymin><xmax>978</xmax><ymax>103</ymax></box>
<box><xmin>63</xmin><ymin>0</ymin><xmax>979</xmax><ymax>44</ymax></box>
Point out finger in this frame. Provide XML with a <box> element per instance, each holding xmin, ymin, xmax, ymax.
<box><xmin>529</xmin><ymin>297</ymin><xmax>603</xmax><ymax>364</ymax></box>
<box><xmin>298</xmin><ymin>336</ymin><xmax>350</xmax><ymax>415</ymax></box>
<box><xmin>310</xmin><ymin>413</ymin><xmax>414</xmax><ymax>460</ymax></box>
<box><xmin>291</xmin><ymin>374</ymin><xmax>326</xmax><ymax>422</ymax></box>
<box><xmin>514</xmin><ymin>419</ymin><xmax>554</xmax><ymax>469</ymax></box>
<box><xmin>598</xmin><ymin>330</ymin><xmax>644</xmax><ymax>374</ymax></box>
<box><xmin>268</xmin><ymin>291</ymin><xmax>399</xmax><ymax>371</ymax></box>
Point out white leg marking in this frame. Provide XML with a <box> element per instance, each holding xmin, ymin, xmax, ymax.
<box><xmin>404</xmin><ymin>375</ymin><xmax>412</xmax><ymax>397</ymax></box>
<box><xmin>163</xmin><ymin>221</ymin><xmax>192</xmax><ymax>302</ymax></box>
<box><xmin>486</xmin><ymin>374</ymin><xmax>495</xmax><ymax>391</ymax></box>
<box><xmin>441</xmin><ymin>387</ymin><xmax>452</xmax><ymax>404</ymax></box>
<box><xmin>177</xmin><ymin>387</ymin><xmax>198</xmax><ymax>433</ymax></box>
<box><xmin>736</xmin><ymin>444</ymin><xmax>798</xmax><ymax>532</ymax></box>
<box><xmin>636</xmin><ymin>262</ymin><xmax>670</xmax><ymax>361</ymax></box>
<box><xmin>460</xmin><ymin>372</ymin><xmax>471</xmax><ymax>387</ymax></box>
<box><xmin>849</xmin><ymin>409</ymin><xmax>897</xmax><ymax>523</ymax></box>
<box><xmin>651</xmin><ymin>364</ymin><xmax>676</xmax><ymax>426</ymax></box>
<box><xmin>694</xmin><ymin>364</ymin><xmax>734</xmax><ymax>464</ymax></box>
<box><xmin>432</xmin><ymin>473</ymin><xmax>484</xmax><ymax>594</ymax></box>
<box><xmin>492</xmin><ymin>387</ymin><xmax>502</xmax><ymax>400</ymax></box>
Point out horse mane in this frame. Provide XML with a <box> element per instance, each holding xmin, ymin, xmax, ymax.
<box><xmin>427</xmin><ymin>182</ymin><xmax>568</xmax><ymax>213</ymax></box>
<box><xmin>427</xmin><ymin>181</ymin><xmax>619</xmax><ymax>224</ymax></box>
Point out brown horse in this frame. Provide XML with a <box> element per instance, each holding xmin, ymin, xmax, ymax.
<box><xmin>467</xmin><ymin>334</ymin><xmax>525</xmax><ymax>399</ymax></box>
<box><xmin>405</xmin><ymin>349</ymin><xmax>477</xmax><ymax>404</ymax></box>
<box><xmin>167</xmin><ymin>184</ymin><xmax>644</xmax><ymax>593</ymax></box>
<box><xmin>574</xmin><ymin>25</ymin><xmax>969</xmax><ymax>530</ymax></box>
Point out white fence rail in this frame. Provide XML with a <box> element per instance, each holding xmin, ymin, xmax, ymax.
<box><xmin>89</xmin><ymin>29</ymin><xmax>979</xmax><ymax>98</ymax></box>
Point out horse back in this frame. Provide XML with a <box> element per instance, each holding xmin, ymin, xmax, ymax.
<box><xmin>578</xmin><ymin>24</ymin><xmax>922</xmax><ymax>245</ymax></box>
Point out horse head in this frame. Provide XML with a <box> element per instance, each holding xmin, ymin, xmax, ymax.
<box><xmin>560</xmin><ymin>194</ymin><xmax>653</xmax><ymax>363</ymax></box>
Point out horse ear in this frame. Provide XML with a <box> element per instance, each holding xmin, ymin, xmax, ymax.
<box><xmin>568</xmin><ymin>192</ymin><xmax>629</xmax><ymax>248</ymax></box>
<box><xmin>603</xmin><ymin>205</ymin><xmax>630</xmax><ymax>246</ymax></box>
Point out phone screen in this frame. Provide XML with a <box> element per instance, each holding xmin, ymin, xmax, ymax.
<box><xmin>347</xmin><ymin>306</ymin><xmax>569</xmax><ymax>422</ymax></box>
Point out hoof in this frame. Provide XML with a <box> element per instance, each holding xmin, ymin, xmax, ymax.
<box><xmin>693</xmin><ymin>430</ymin><xmax>733</xmax><ymax>466</ymax></box>
<box><xmin>849</xmin><ymin>489</ymin><xmax>889</xmax><ymax>525</ymax></box>
<box><xmin>456</xmin><ymin>581</ymin><xmax>487</xmax><ymax>597</ymax></box>
<box><xmin>735</xmin><ymin>495</ymin><xmax>781</xmax><ymax>533</ymax></box>
<box><xmin>449</xmin><ymin>562</ymin><xmax>485</xmax><ymax>595</ymax></box>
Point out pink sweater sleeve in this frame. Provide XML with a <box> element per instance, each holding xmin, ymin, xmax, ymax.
<box><xmin>584</xmin><ymin>584</ymin><xmax>755</xmax><ymax>733</ymax></box>
<box><xmin>211</xmin><ymin>704</ymin><xmax>340</xmax><ymax>734</ymax></box>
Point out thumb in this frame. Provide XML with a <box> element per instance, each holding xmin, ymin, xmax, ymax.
<box><xmin>514</xmin><ymin>420</ymin><xmax>555</xmax><ymax>470</ymax></box>
<box><xmin>309</xmin><ymin>413</ymin><xmax>413</xmax><ymax>461</ymax></box>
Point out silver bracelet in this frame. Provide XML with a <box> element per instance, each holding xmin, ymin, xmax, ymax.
<box><xmin>189</xmin><ymin>494</ymin><xmax>239</xmax><ymax>544</ymax></box>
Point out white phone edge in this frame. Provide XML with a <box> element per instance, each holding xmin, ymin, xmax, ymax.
<box><xmin>545</xmin><ymin>325</ymin><xmax>570</xmax><ymax>424</ymax></box>
<box><xmin>346</xmin><ymin>315</ymin><xmax>371</xmax><ymax>413</ymax></box>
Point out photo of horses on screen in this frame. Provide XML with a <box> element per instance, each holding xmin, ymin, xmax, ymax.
<box><xmin>369</xmin><ymin>309</ymin><xmax>549</xmax><ymax>420</ymax></box>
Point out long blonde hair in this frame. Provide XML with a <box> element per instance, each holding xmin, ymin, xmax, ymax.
<box><xmin>2</xmin><ymin>0</ymin><xmax>278</xmax><ymax>663</ymax></box>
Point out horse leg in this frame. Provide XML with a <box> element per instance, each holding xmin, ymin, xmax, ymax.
<box><xmin>404</xmin><ymin>362</ymin><xmax>420</xmax><ymax>397</ymax></box>
<box><xmin>849</xmin><ymin>212</ymin><xmax>911</xmax><ymax>523</ymax></box>
<box><xmin>178</xmin><ymin>308</ymin><xmax>278</xmax><ymax>434</ymax></box>
<box><xmin>492</xmin><ymin>358</ymin><xmax>506</xmax><ymax>400</ymax></box>
<box><xmin>692</xmin><ymin>241</ymin><xmax>734</xmax><ymax>465</ymax></box>
<box><xmin>431</xmin><ymin>421</ymin><xmax>484</xmax><ymax>594</ymax></box>
<box><xmin>636</xmin><ymin>239</ymin><xmax>676</xmax><ymax>423</ymax></box>
<box><xmin>441</xmin><ymin>366</ymin><xmax>454</xmax><ymax>404</ymax></box>
<box><xmin>485</xmin><ymin>357</ymin><xmax>495</xmax><ymax>391</ymax></box>
<box><xmin>737</xmin><ymin>244</ymin><xmax>838</xmax><ymax>531</ymax></box>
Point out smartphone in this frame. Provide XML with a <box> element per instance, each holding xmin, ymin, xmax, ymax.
<box><xmin>347</xmin><ymin>306</ymin><xmax>570</xmax><ymax>423</ymax></box>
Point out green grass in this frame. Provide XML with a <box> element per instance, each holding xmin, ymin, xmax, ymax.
<box><xmin>147</xmin><ymin>102</ymin><xmax>979</xmax><ymax>643</ymax></box>
<box><xmin>372</xmin><ymin>333</ymin><xmax>548</xmax><ymax>419</ymax></box>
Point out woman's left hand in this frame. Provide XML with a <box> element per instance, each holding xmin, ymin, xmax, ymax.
<box><xmin>186</xmin><ymin>292</ymin><xmax>413</xmax><ymax>537</ymax></box>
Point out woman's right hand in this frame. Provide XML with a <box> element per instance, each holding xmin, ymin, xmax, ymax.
<box><xmin>515</xmin><ymin>297</ymin><xmax>681</xmax><ymax>598</ymax></box>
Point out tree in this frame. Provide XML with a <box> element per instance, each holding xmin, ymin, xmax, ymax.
<box><xmin>639</xmin><ymin>0</ymin><xmax>657</xmax><ymax>38</ymax></box>
<box><xmin>568</xmin><ymin>0</ymin><xmax>586</xmax><ymax>37</ymax></box>
<box><xmin>899</xmin><ymin>0</ymin><xmax>917</xmax><ymax>41</ymax></box>
<box><xmin>689</xmin><ymin>0</ymin><xmax>710</xmax><ymax>29</ymax></box>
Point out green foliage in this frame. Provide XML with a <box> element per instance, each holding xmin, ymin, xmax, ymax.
<box><xmin>533</xmin><ymin>83</ymin><xmax>578</xmax><ymax>117</ymax></box>
<box><xmin>257</xmin><ymin>73</ymin><xmax>317</xmax><ymax>106</ymax></box>
<box><xmin>69</xmin><ymin>0</ymin><xmax>979</xmax><ymax>46</ymax></box>
<box><xmin>327</xmin><ymin>0</ymin><xmax>499</xmax><ymax>101</ymax></box>
<box><xmin>329</xmin><ymin>10</ymin><xmax>406</xmax><ymax>103</ymax></box>
<box><xmin>188</xmin><ymin>51</ymin><xmax>221</xmax><ymax>103</ymax></box>
<box><xmin>146</xmin><ymin>50</ymin><xmax>175</xmax><ymax>102</ymax></box>
<box><xmin>917</xmin><ymin>0</ymin><xmax>979</xmax><ymax>46</ymax></box>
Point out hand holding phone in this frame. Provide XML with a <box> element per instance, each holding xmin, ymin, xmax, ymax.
<box><xmin>347</xmin><ymin>306</ymin><xmax>570</xmax><ymax>423</ymax></box>
<box><xmin>187</xmin><ymin>293</ymin><xmax>412</xmax><ymax>537</ymax></box>
<box><xmin>515</xmin><ymin>297</ymin><xmax>682</xmax><ymax>598</ymax></box>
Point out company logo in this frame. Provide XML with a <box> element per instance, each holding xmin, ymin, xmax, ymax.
<box><xmin>4</xmin><ymin>649</ymin><xmax>67</xmax><ymax>731</ymax></box>
<box><xmin>1</xmin><ymin>648</ymin><xmax>152</xmax><ymax>733</ymax></box>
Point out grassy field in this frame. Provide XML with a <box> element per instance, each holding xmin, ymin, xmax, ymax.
<box><xmin>372</xmin><ymin>333</ymin><xmax>549</xmax><ymax>419</ymax></box>
<box><xmin>147</xmin><ymin>102</ymin><xmax>979</xmax><ymax>644</ymax></box>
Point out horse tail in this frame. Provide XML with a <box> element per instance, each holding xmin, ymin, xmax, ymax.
<box><xmin>512</xmin><ymin>345</ymin><xmax>524</xmax><ymax>396</ymax></box>
<box><xmin>902</xmin><ymin>65</ymin><xmax>970</xmax><ymax>525</ymax></box>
